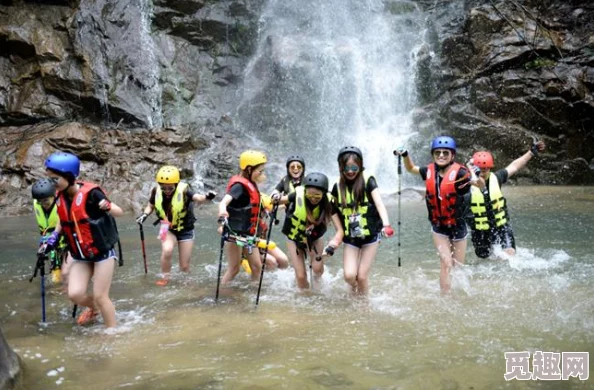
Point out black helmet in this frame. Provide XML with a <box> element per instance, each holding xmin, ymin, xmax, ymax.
<box><xmin>286</xmin><ymin>155</ymin><xmax>305</xmax><ymax>169</ymax></box>
<box><xmin>303</xmin><ymin>172</ymin><xmax>329</xmax><ymax>192</ymax></box>
<box><xmin>337</xmin><ymin>146</ymin><xmax>362</xmax><ymax>161</ymax></box>
<box><xmin>31</xmin><ymin>178</ymin><xmax>56</xmax><ymax>200</ymax></box>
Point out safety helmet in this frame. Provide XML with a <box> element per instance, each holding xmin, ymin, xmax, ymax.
<box><xmin>44</xmin><ymin>152</ymin><xmax>80</xmax><ymax>178</ymax></box>
<box><xmin>472</xmin><ymin>151</ymin><xmax>494</xmax><ymax>169</ymax></box>
<box><xmin>239</xmin><ymin>150</ymin><xmax>267</xmax><ymax>170</ymax></box>
<box><xmin>31</xmin><ymin>178</ymin><xmax>56</xmax><ymax>200</ymax></box>
<box><xmin>156</xmin><ymin>165</ymin><xmax>180</xmax><ymax>184</ymax></box>
<box><xmin>430</xmin><ymin>136</ymin><xmax>456</xmax><ymax>152</ymax></box>
<box><xmin>303</xmin><ymin>172</ymin><xmax>329</xmax><ymax>192</ymax></box>
<box><xmin>337</xmin><ymin>146</ymin><xmax>363</xmax><ymax>161</ymax></box>
<box><xmin>285</xmin><ymin>155</ymin><xmax>305</xmax><ymax>169</ymax></box>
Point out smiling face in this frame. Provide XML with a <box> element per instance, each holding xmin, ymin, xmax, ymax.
<box><xmin>305</xmin><ymin>187</ymin><xmax>324</xmax><ymax>205</ymax></box>
<box><xmin>288</xmin><ymin>162</ymin><xmax>303</xmax><ymax>179</ymax></box>
<box><xmin>342</xmin><ymin>156</ymin><xmax>360</xmax><ymax>181</ymax></box>
<box><xmin>432</xmin><ymin>148</ymin><xmax>454</xmax><ymax>168</ymax></box>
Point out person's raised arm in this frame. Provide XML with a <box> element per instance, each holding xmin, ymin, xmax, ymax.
<box><xmin>505</xmin><ymin>141</ymin><xmax>545</xmax><ymax>178</ymax></box>
<box><xmin>394</xmin><ymin>148</ymin><xmax>420</xmax><ymax>175</ymax></box>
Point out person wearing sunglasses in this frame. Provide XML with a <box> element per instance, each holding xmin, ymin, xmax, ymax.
<box><xmin>136</xmin><ymin>165</ymin><xmax>217</xmax><ymax>286</ymax></box>
<box><xmin>273</xmin><ymin>172</ymin><xmax>343</xmax><ymax>290</ymax></box>
<box><xmin>331</xmin><ymin>146</ymin><xmax>394</xmax><ymax>296</ymax></box>
<box><xmin>217</xmin><ymin>150</ymin><xmax>270</xmax><ymax>284</ymax></box>
<box><xmin>272</xmin><ymin>155</ymin><xmax>306</xmax><ymax>198</ymax></box>
<box><xmin>468</xmin><ymin>141</ymin><xmax>545</xmax><ymax>259</ymax></box>
<box><xmin>395</xmin><ymin>136</ymin><xmax>481</xmax><ymax>293</ymax></box>
<box><xmin>44</xmin><ymin>152</ymin><xmax>123</xmax><ymax>328</ymax></box>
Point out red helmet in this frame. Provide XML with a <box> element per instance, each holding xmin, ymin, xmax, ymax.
<box><xmin>472</xmin><ymin>151</ymin><xmax>494</xmax><ymax>169</ymax></box>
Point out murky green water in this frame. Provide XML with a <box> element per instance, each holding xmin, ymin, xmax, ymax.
<box><xmin>1</xmin><ymin>186</ymin><xmax>593</xmax><ymax>389</ymax></box>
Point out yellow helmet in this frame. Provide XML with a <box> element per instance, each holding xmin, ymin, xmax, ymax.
<box><xmin>156</xmin><ymin>165</ymin><xmax>180</xmax><ymax>184</ymax></box>
<box><xmin>239</xmin><ymin>150</ymin><xmax>267</xmax><ymax>170</ymax></box>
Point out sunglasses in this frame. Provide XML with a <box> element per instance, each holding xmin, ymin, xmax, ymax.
<box><xmin>159</xmin><ymin>185</ymin><xmax>176</xmax><ymax>192</ymax></box>
<box><xmin>305</xmin><ymin>193</ymin><xmax>323</xmax><ymax>201</ymax></box>
<box><xmin>289</xmin><ymin>163</ymin><xmax>303</xmax><ymax>170</ymax></box>
<box><xmin>433</xmin><ymin>150</ymin><xmax>451</xmax><ymax>157</ymax></box>
<box><xmin>343</xmin><ymin>165</ymin><xmax>360</xmax><ymax>173</ymax></box>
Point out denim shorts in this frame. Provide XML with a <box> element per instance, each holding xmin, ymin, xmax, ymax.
<box><xmin>431</xmin><ymin>223</ymin><xmax>468</xmax><ymax>241</ymax></box>
<box><xmin>172</xmin><ymin>229</ymin><xmax>195</xmax><ymax>242</ymax></box>
<box><xmin>72</xmin><ymin>248</ymin><xmax>117</xmax><ymax>263</ymax></box>
<box><xmin>343</xmin><ymin>234</ymin><xmax>381</xmax><ymax>249</ymax></box>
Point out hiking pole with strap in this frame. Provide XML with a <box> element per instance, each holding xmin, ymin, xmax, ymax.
<box><xmin>139</xmin><ymin>223</ymin><xmax>148</xmax><ymax>274</ymax></box>
<box><xmin>397</xmin><ymin>153</ymin><xmax>402</xmax><ymax>267</ymax></box>
<box><xmin>215</xmin><ymin>221</ymin><xmax>229</xmax><ymax>303</ymax></box>
<box><xmin>30</xmin><ymin>251</ymin><xmax>47</xmax><ymax>322</ymax></box>
<box><xmin>255</xmin><ymin>203</ymin><xmax>279</xmax><ymax>308</ymax></box>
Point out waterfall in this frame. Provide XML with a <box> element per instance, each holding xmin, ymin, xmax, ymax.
<box><xmin>138</xmin><ymin>0</ymin><xmax>163</xmax><ymax>129</ymax></box>
<box><xmin>235</xmin><ymin>0</ymin><xmax>426</xmax><ymax>191</ymax></box>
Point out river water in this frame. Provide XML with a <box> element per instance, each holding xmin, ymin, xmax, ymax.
<box><xmin>1</xmin><ymin>186</ymin><xmax>593</xmax><ymax>389</ymax></box>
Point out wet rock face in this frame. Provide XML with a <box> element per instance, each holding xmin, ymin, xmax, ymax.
<box><xmin>0</xmin><ymin>122</ymin><xmax>238</xmax><ymax>216</ymax></box>
<box><xmin>416</xmin><ymin>0</ymin><xmax>594</xmax><ymax>184</ymax></box>
<box><xmin>0</xmin><ymin>326</ymin><xmax>21</xmax><ymax>390</ymax></box>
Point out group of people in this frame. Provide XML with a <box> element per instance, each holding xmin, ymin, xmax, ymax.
<box><xmin>30</xmin><ymin>135</ymin><xmax>543</xmax><ymax>328</ymax></box>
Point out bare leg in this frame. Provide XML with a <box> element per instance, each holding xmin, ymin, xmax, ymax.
<box><xmin>343</xmin><ymin>245</ymin><xmax>361</xmax><ymax>294</ymax></box>
<box><xmin>159</xmin><ymin>232</ymin><xmax>176</xmax><ymax>280</ymax></box>
<box><xmin>354</xmin><ymin>242</ymin><xmax>379</xmax><ymax>296</ymax></box>
<box><xmin>177</xmin><ymin>239</ymin><xmax>194</xmax><ymax>273</ymax></box>
<box><xmin>222</xmin><ymin>243</ymin><xmax>241</xmax><ymax>284</ymax></box>
<box><xmin>92</xmin><ymin>258</ymin><xmax>116</xmax><ymax>328</ymax></box>
<box><xmin>432</xmin><ymin>233</ymin><xmax>454</xmax><ymax>294</ymax></box>
<box><xmin>287</xmin><ymin>241</ymin><xmax>308</xmax><ymax>289</ymax></box>
<box><xmin>68</xmin><ymin>261</ymin><xmax>95</xmax><ymax>308</ymax></box>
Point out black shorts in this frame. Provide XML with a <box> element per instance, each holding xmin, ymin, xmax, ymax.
<box><xmin>471</xmin><ymin>224</ymin><xmax>516</xmax><ymax>258</ymax></box>
<box><xmin>431</xmin><ymin>223</ymin><xmax>468</xmax><ymax>241</ymax></box>
<box><xmin>343</xmin><ymin>234</ymin><xmax>381</xmax><ymax>249</ymax></box>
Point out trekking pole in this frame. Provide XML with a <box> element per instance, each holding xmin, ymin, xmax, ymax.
<box><xmin>72</xmin><ymin>305</ymin><xmax>77</xmax><ymax>319</ymax></box>
<box><xmin>255</xmin><ymin>203</ymin><xmax>279</xmax><ymax>308</ymax></box>
<box><xmin>397</xmin><ymin>154</ymin><xmax>402</xmax><ymax>267</ymax></box>
<box><xmin>139</xmin><ymin>223</ymin><xmax>148</xmax><ymax>274</ymax></box>
<box><xmin>215</xmin><ymin>222</ymin><xmax>228</xmax><ymax>303</ymax></box>
<box><xmin>30</xmin><ymin>252</ymin><xmax>47</xmax><ymax>323</ymax></box>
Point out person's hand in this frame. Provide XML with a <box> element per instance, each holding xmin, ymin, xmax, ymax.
<box><xmin>393</xmin><ymin>147</ymin><xmax>408</xmax><ymax>157</ymax></box>
<box><xmin>531</xmin><ymin>140</ymin><xmax>545</xmax><ymax>156</ymax></box>
<box><xmin>206</xmin><ymin>190</ymin><xmax>217</xmax><ymax>200</ymax></box>
<box><xmin>271</xmin><ymin>193</ymin><xmax>281</xmax><ymax>204</ymax></box>
<box><xmin>99</xmin><ymin>199</ymin><xmax>112</xmax><ymax>211</ymax></box>
<box><xmin>136</xmin><ymin>213</ymin><xmax>148</xmax><ymax>224</ymax></box>
<box><xmin>323</xmin><ymin>245</ymin><xmax>335</xmax><ymax>257</ymax></box>
<box><xmin>44</xmin><ymin>231</ymin><xmax>59</xmax><ymax>251</ymax></box>
<box><xmin>381</xmin><ymin>225</ymin><xmax>395</xmax><ymax>238</ymax></box>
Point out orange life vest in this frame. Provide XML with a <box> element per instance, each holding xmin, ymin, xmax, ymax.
<box><xmin>56</xmin><ymin>182</ymin><xmax>118</xmax><ymax>259</ymax></box>
<box><xmin>425</xmin><ymin>163</ymin><xmax>463</xmax><ymax>227</ymax></box>
<box><xmin>225</xmin><ymin>175</ymin><xmax>262</xmax><ymax>235</ymax></box>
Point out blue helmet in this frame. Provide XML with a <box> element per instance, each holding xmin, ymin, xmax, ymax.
<box><xmin>44</xmin><ymin>152</ymin><xmax>80</xmax><ymax>178</ymax></box>
<box><xmin>431</xmin><ymin>136</ymin><xmax>456</xmax><ymax>152</ymax></box>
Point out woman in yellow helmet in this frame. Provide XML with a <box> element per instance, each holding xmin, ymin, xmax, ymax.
<box><xmin>137</xmin><ymin>165</ymin><xmax>217</xmax><ymax>286</ymax></box>
<box><xmin>217</xmin><ymin>150</ymin><xmax>270</xmax><ymax>284</ymax></box>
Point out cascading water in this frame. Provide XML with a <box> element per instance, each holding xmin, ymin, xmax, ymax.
<box><xmin>235</xmin><ymin>0</ymin><xmax>426</xmax><ymax>191</ymax></box>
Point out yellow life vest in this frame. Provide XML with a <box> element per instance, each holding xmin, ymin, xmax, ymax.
<box><xmin>155</xmin><ymin>182</ymin><xmax>189</xmax><ymax>231</ymax></box>
<box><xmin>286</xmin><ymin>186</ymin><xmax>327</xmax><ymax>243</ymax></box>
<box><xmin>33</xmin><ymin>200</ymin><xmax>59</xmax><ymax>235</ymax></box>
<box><xmin>335</xmin><ymin>173</ymin><xmax>380</xmax><ymax>238</ymax></box>
<box><xmin>470</xmin><ymin>172</ymin><xmax>508</xmax><ymax>230</ymax></box>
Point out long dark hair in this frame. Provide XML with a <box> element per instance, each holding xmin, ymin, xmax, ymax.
<box><xmin>338</xmin><ymin>152</ymin><xmax>365</xmax><ymax>209</ymax></box>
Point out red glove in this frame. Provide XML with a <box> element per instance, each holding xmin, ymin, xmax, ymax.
<box><xmin>382</xmin><ymin>225</ymin><xmax>394</xmax><ymax>238</ymax></box>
